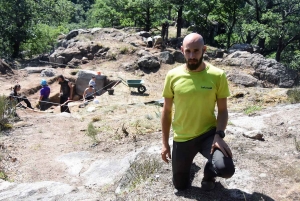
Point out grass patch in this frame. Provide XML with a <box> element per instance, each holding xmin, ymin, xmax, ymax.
<box><xmin>243</xmin><ymin>105</ymin><xmax>262</xmax><ymax>115</ymax></box>
<box><xmin>287</xmin><ymin>88</ymin><xmax>300</xmax><ymax>104</ymax></box>
<box><xmin>294</xmin><ymin>136</ymin><xmax>300</xmax><ymax>152</ymax></box>
<box><xmin>0</xmin><ymin>170</ymin><xmax>9</xmax><ymax>181</ymax></box>
<box><xmin>86</xmin><ymin>122</ymin><xmax>98</xmax><ymax>142</ymax></box>
<box><xmin>119</xmin><ymin>46</ymin><xmax>129</xmax><ymax>54</ymax></box>
<box><xmin>124</xmin><ymin>158</ymin><xmax>162</xmax><ymax>190</ymax></box>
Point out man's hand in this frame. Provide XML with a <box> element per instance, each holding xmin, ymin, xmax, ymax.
<box><xmin>161</xmin><ymin>144</ymin><xmax>171</xmax><ymax>163</ymax></box>
<box><xmin>211</xmin><ymin>134</ymin><xmax>232</xmax><ymax>158</ymax></box>
<box><xmin>68</xmin><ymin>97</ymin><xmax>72</xmax><ymax>100</ymax></box>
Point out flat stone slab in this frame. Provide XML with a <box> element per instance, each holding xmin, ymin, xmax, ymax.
<box><xmin>22</xmin><ymin>67</ymin><xmax>47</xmax><ymax>74</ymax></box>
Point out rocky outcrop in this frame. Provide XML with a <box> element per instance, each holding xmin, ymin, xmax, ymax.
<box><xmin>173</xmin><ymin>50</ymin><xmax>185</xmax><ymax>63</ymax></box>
<box><xmin>23</xmin><ymin>67</ymin><xmax>47</xmax><ymax>74</ymax></box>
<box><xmin>0</xmin><ymin>59</ymin><xmax>13</xmax><ymax>74</ymax></box>
<box><xmin>136</xmin><ymin>31</ymin><xmax>151</xmax><ymax>38</ymax></box>
<box><xmin>227</xmin><ymin>72</ymin><xmax>258</xmax><ymax>87</ymax></box>
<box><xmin>158</xmin><ymin>51</ymin><xmax>174</xmax><ymax>64</ymax></box>
<box><xmin>49</xmin><ymin>42</ymin><xmax>102</xmax><ymax>66</ymax></box>
<box><xmin>137</xmin><ymin>56</ymin><xmax>160</xmax><ymax>69</ymax></box>
<box><xmin>223</xmin><ymin>51</ymin><xmax>298</xmax><ymax>88</ymax></box>
<box><xmin>41</xmin><ymin>68</ymin><xmax>56</xmax><ymax>77</ymax></box>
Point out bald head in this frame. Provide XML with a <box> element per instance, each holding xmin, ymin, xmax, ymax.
<box><xmin>182</xmin><ymin>33</ymin><xmax>205</xmax><ymax>48</ymax></box>
<box><xmin>181</xmin><ymin>33</ymin><xmax>206</xmax><ymax>71</ymax></box>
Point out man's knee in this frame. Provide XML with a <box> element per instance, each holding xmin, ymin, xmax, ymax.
<box><xmin>213</xmin><ymin>149</ymin><xmax>235</xmax><ymax>178</ymax></box>
<box><xmin>219</xmin><ymin>162</ymin><xmax>235</xmax><ymax>178</ymax></box>
<box><xmin>173</xmin><ymin>173</ymin><xmax>190</xmax><ymax>190</ymax></box>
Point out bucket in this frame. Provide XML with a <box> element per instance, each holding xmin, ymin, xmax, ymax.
<box><xmin>97</xmin><ymin>71</ymin><xmax>101</xmax><ymax>75</ymax></box>
<box><xmin>107</xmin><ymin>88</ymin><xmax>114</xmax><ymax>95</ymax></box>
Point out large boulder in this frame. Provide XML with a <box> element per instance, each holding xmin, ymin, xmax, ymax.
<box><xmin>158</xmin><ymin>51</ymin><xmax>174</xmax><ymax>64</ymax></box>
<box><xmin>75</xmin><ymin>70</ymin><xmax>107</xmax><ymax>96</ymax></box>
<box><xmin>136</xmin><ymin>50</ymin><xmax>152</xmax><ymax>57</ymax></box>
<box><xmin>223</xmin><ymin>51</ymin><xmax>298</xmax><ymax>88</ymax></box>
<box><xmin>227</xmin><ymin>72</ymin><xmax>258</xmax><ymax>87</ymax></box>
<box><xmin>173</xmin><ymin>50</ymin><xmax>185</xmax><ymax>63</ymax></box>
<box><xmin>65</xmin><ymin>30</ymin><xmax>79</xmax><ymax>40</ymax></box>
<box><xmin>136</xmin><ymin>31</ymin><xmax>151</xmax><ymax>38</ymax></box>
<box><xmin>137</xmin><ymin>56</ymin><xmax>160</xmax><ymax>69</ymax></box>
<box><xmin>23</xmin><ymin>67</ymin><xmax>47</xmax><ymax>74</ymax></box>
<box><xmin>121</xmin><ymin>61</ymin><xmax>139</xmax><ymax>71</ymax></box>
<box><xmin>0</xmin><ymin>59</ymin><xmax>13</xmax><ymax>74</ymax></box>
<box><xmin>41</xmin><ymin>68</ymin><xmax>56</xmax><ymax>77</ymax></box>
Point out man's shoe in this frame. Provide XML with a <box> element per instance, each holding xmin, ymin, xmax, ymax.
<box><xmin>201</xmin><ymin>178</ymin><xmax>216</xmax><ymax>191</ymax></box>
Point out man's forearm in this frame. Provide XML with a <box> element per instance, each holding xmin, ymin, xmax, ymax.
<box><xmin>216</xmin><ymin>110</ymin><xmax>228</xmax><ymax>131</ymax></box>
<box><xmin>161</xmin><ymin>110</ymin><xmax>172</xmax><ymax>146</ymax></box>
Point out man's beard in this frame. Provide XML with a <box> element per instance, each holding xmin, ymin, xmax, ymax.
<box><xmin>186</xmin><ymin>53</ymin><xmax>204</xmax><ymax>71</ymax></box>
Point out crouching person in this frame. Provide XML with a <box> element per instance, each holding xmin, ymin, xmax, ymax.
<box><xmin>9</xmin><ymin>84</ymin><xmax>34</xmax><ymax>109</ymax></box>
<box><xmin>39</xmin><ymin>79</ymin><xmax>50</xmax><ymax>111</ymax></box>
<box><xmin>83</xmin><ymin>84</ymin><xmax>96</xmax><ymax>102</ymax></box>
<box><xmin>161</xmin><ymin>33</ymin><xmax>235</xmax><ymax>192</ymax></box>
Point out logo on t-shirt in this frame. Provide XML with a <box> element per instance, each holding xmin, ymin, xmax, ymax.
<box><xmin>201</xmin><ymin>86</ymin><xmax>212</xmax><ymax>89</ymax></box>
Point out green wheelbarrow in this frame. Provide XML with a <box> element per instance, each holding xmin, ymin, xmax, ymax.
<box><xmin>119</xmin><ymin>77</ymin><xmax>147</xmax><ymax>94</ymax></box>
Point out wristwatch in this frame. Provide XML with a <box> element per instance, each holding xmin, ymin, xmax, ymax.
<box><xmin>215</xmin><ymin>130</ymin><xmax>225</xmax><ymax>138</ymax></box>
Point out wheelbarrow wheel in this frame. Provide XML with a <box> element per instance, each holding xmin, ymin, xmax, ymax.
<box><xmin>138</xmin><ymin>85</ymin><xmax>146</xmax><ymax>94</ymax></box>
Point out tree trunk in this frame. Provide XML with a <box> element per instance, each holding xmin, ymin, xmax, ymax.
<box><xmin>145</xmin><ymin>8</ymin><xmax>151</xmax><ymax>32</ymax></box>
<box><xmin>176</xmin><ymin>6</ymin><xmax>183</xmax><ymax>38</ymax></box>
<box><xmin>227</xmin><ymin>30</ymin><xmax>232</xmax><ymax>49</ymax></box>
<box><xmin>276</xmin><ymin>37</ymin><xmax>283</xmax><ymax>62</ymax></box>
<box><xmin>168</xmin><ymin>6</ymin><xmax>172</xmax><ymax>20</ymax></box>
<box><xmin>258</xmin><ymin>37</ymin><xmax>265</xmax><ymax>50</ymax></box>
<box><xmin>246</xmin><ymin>31</ymin><xmax>252</xmax><ymax>44</ymax></box>
<box><xmin>12</xmin><ymin>40</ymin><xmax>21</xmax><ymax>58</ymax></box>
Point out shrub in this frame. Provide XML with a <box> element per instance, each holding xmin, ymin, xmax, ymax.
<box><xmin>287</xmin><ymin>88</ymin><xmax>300</xmax><ymax>104</ymax></box>
<box><xmin>0</xmin><ymin>95</ymin><xmax>16</xmax><ymax>131</ymax></box>
<box><xmin>86</xmin><ymin>122</ymin><xmax>98</xmax><ymax>142</ymax></box>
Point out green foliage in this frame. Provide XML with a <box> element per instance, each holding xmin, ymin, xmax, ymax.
<box><xmin>20</xmin><ymin>24</ymin><xmax>68</xmax><ymax>58</ymax></box>
<box><xmin>281</xmin><ymin>50</ymin><xmax>300</xmax><ymax>71</ymax></box>
<box><xmin>88</xmin><ymin>0</ymin><xmax>168</xmax><ymax>31</ymax></box>
<box><xmin>0</xmin><ymin>0</ymin><xmax>73</xmax><ymax>58</ymax></box>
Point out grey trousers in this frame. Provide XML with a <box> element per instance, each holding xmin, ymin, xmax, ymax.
<box><xmin>172</xmin><ymin>128</ymin><xmax>235</xmax><ymax>190</ymax></box>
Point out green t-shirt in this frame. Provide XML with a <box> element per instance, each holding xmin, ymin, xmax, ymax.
<box><xmin>162</xmin><ymin>63</ymin><xmax>230</xmax><ymax>142</ymax></box>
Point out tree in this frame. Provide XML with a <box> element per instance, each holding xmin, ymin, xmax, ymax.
<box><xmin>87</xmin><ymin>0</ymin><xmax>126</xmax><ymax>27</ymax></box>
<box><xmin>0</xmin><ymin>0</ymin><xmax>73</xmax><ymax>58</ymax></box>
<box><xmin>264</xmin><ymin>0</ymin><xmax>300</xmax><ymax>62</ymax></box>
<box><xmin>210</xmin><ymin>0</ymin><xmax>245</xmax><ymax>49</ymax></box>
